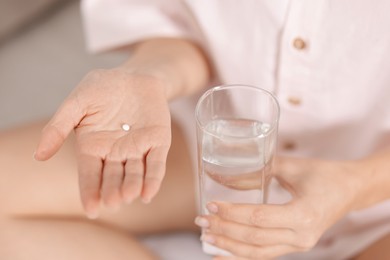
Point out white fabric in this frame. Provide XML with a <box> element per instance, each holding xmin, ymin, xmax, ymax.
<box><xmin>81</xmin><ymin>0</ymin><xmax>390</xmax><ymax>259</ymax></box>
<box><xmin>140</xmin><ymin>232</ymin><xmax>211</xmax><ymax>260</ymax></box>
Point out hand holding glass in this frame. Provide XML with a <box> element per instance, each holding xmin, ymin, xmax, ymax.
<box><xmin>195</xmin><ymin>85</ymin><xmax>280</xmax><ymax>255</ymax></box>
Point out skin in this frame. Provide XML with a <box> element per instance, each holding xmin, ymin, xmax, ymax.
<box><xmin>0</xmin><ymin>119</ymin><xmax>197</xmax><ymax>260</ymax></box>
<box><xmin>34</xmin><ymin>38</ymin><xmax>211</xmax><ymax>218</ymax></box>
<box><xmin>195</xmin><ymin>154</ymin><xmax>390</xmax><ymax>259</ymax></box>
<box><xmin>0</xmin><ymin>38</ymin><xmax>208</xmax><ymax>259</ymax></box>
<box><xmin>1</xmin><ymin>37</ymin><xmax>389</xmax><ymax>259</ymax></box>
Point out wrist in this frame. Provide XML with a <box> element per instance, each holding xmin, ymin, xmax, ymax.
<box><xmin>119</xmin><ymin>62</ymin><xmax>177</xmax><ymax>100</ymax></box>
<box><xmin>348</xmin><ymin>151</ymin><xmax>390</xmax><ymax>211</ymax></box>
<box><xmin>121</xmin><ymin>38</ymin><xmax>211</xmax><ymax>101</ymax></box>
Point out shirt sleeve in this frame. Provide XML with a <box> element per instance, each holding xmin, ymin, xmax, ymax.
<box><xmin>81</xmin><ymin>0</ymin><xmax>200</xmax><ymax>53</ymax></box>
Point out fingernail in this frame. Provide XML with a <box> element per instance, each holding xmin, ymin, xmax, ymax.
<box><xmin>207</xmin><ymin>203</ymin><xmax>218</xmax><ymax>214</ymax></box>
<box><xmin>195</xmin><ymin>216</ymin><xmax>210</xmax><ymax>228</ymax></box>
<box><xmin>124</xmin><ymin>196</ymin><xmax>134</xmax><ymax>204</ymax></box>
<box><xmin>201</xmin><ymin>234</ymin><xmax>215</xmax><ymax>244</ymax></box>
<box><xmin>105</xmin><ymin>203</ymin><xmax>120</xmax><ymax>212</ymax></box>
<box><xmin>142</xmin><ymin>197</ymin><xmax>151</xmax><ymax>204</ymax></box>
<box><xmin>122</xmin><ymin>190</ymin><xmax>137</xmax><ymax>204</ymax></box>
<box><xmin>87</xmin><ymin>211</ymin><xmax>99</xmax><ymax>220</ymax></box>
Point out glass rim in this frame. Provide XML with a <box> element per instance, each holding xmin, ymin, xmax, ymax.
<box><xmin>195</xmin><ymin>84</ymin><xmax>280</xmax><ymax>138</ymax></box>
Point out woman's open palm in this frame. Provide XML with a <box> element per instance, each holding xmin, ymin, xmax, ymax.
<box><xmin>34</xmin><ymin>68</ymin><xmax>171</xmax><ymax>218</ymax></box>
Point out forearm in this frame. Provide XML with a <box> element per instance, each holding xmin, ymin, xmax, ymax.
<box><xmin>122</xmin><ymin>38</ymin><xmax>211</xmax><ymax>100</ymax></box>
<box><xmin>352</xmin><ymin>149</ymin><xmax>390</xmax><ymax>211</ymax></box>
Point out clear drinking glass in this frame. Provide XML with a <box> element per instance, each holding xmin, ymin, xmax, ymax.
<box><xmin>195</xmin><ymin>84</ymin><xmax>280</xmax><ymax>255</ymax></box>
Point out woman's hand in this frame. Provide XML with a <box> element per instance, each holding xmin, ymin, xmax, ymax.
<box><xmin>195</xmin><ymin>156</ymin><xmax>361</xmax><ymax>259</ymax></box>
<box><xmin>34</xmin><ymin>68</ymin><xmax>171</xmax><ymax>218</ymax></box>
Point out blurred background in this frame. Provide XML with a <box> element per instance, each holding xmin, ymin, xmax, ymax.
<box><xmin>0</xmin><ymin>0</ymin><xmax>125</xmax><ymax>130</ymax></box>
<box><xmin>0</xmin><ymin>0</ymin><xmax>208</xmax><ymax>259</ymax></box>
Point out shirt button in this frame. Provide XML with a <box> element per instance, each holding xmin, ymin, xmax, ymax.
<box><xmin>287</xmin><ymin>96</ymin><xmax>302</xmax><ymax>106</ymax></box>
<box><xmin>293</xmin><ymin>37</ymin><xmax>306</xmax><ymax>50</ymax></box>
<box><xmin>283</xmin><ymin>141</ymin><xmax>296</xmax><ymax>151</ymax></box>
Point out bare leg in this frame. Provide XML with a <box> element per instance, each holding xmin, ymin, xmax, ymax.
<box><xmin>0</xmin><ymin>119</ymin><xmax>197</xmax><ymax>259</ymax></box>
<box><xmin>354</xmin><ymin>233</ymin><xmax>390</xmax><ymax>260</ymax></box>
<box><xmin>0</xmin><ymin>218</ymin><xmax>156</xmax><ymax>260</ymax></box>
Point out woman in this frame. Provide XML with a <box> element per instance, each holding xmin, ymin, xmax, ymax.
<box><xmin>1</xmin><ymin>1</ymin><xmax>390</xmax><ymax>259</ymax></box>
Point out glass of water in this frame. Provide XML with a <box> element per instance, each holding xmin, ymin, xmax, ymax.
<box><xmin>195</xmin><ymin>84</ymin><xmax>280</xmax><ymax>255</ymax></box>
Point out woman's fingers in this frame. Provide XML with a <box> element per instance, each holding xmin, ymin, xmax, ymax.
<box><xmin>107</xmin><ymin>128</ymin><xmax>170</xmax><ymax>205</ymax></box>
<box><xmin>203</xmin><ymin>233</ymin><xmax>297</xmax><ymax>259</ymax></box>
<box><xmin>76</xmin><ymin>121</ymin><xmax>170</xmax><ymax>218</ymax></box>
<box><xmin>75</xmin><ymin>126</ymin><xmax>171</xmax><ymax>217</ymax></box>
<box><xmin>142</xmin><ymin>144</ymin><xmax>170</xmax><ymax>203</ymax></box>
<box><xmin>110</xmin><ymin>132</ymin><xmax>147</xmax><ymax>204</ymax></box>
<box><xmin>196</xmin><ymin>215</ymin><xmax>295</xmax><ymax>247</ymax></box>
<box><xmin>35</xmin><ymin>98</ymin><xmax>84</xmax><ymax>161</ymax></box>
<box><xmin>122</xmin><ymin>158</ymin><xmax>145</xmax><ymax>203</ymax></box>
<box><xmin>208</xmin><ymin>202</ymin><xmax>294</xmax><ymax>229</ymax></box>
<box><xmin>78</xmin><ymin>154</ymin><xmax>103</xmax><ymax>219</ymax></box>
<box><xmin>101</xmin><ymin>159</ymin><xmax>124</xmax><ymax>209</ymax></box>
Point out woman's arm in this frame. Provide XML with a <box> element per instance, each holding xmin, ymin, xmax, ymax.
<box><xmin>122</xmin><ymin>38</ymin><xmax>211</xmax><ymax>100</ymax></box>
<box><xmin>352</xmin><ymin>149</ymin><xmax>390</xmax><ymax>210</ymax></box>
<box><xmin>34</xmin><ymin>38</ymin><xmax>211</xmax><ymax>218</ymax></box>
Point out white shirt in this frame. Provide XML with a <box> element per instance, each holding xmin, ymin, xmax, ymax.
<box><xmin>82</xmin><ymin>1</ymin><xmax>390</xmax><ymax>259</ymax></box>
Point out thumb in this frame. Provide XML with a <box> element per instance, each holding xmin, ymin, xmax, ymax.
<box><xmin>272</xmin><ymin>156</ymin><xmax>301</xmax><ymax>194</ymax></box>
<box><xmin>34</xmin><ymin>98</ymin><xmax>84</xmax><ymax>161</ymax></box>
<box><xmin>273</xmin><ymin>156</ymin><xmax>301</xmax><ymax>176</ymax></box>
